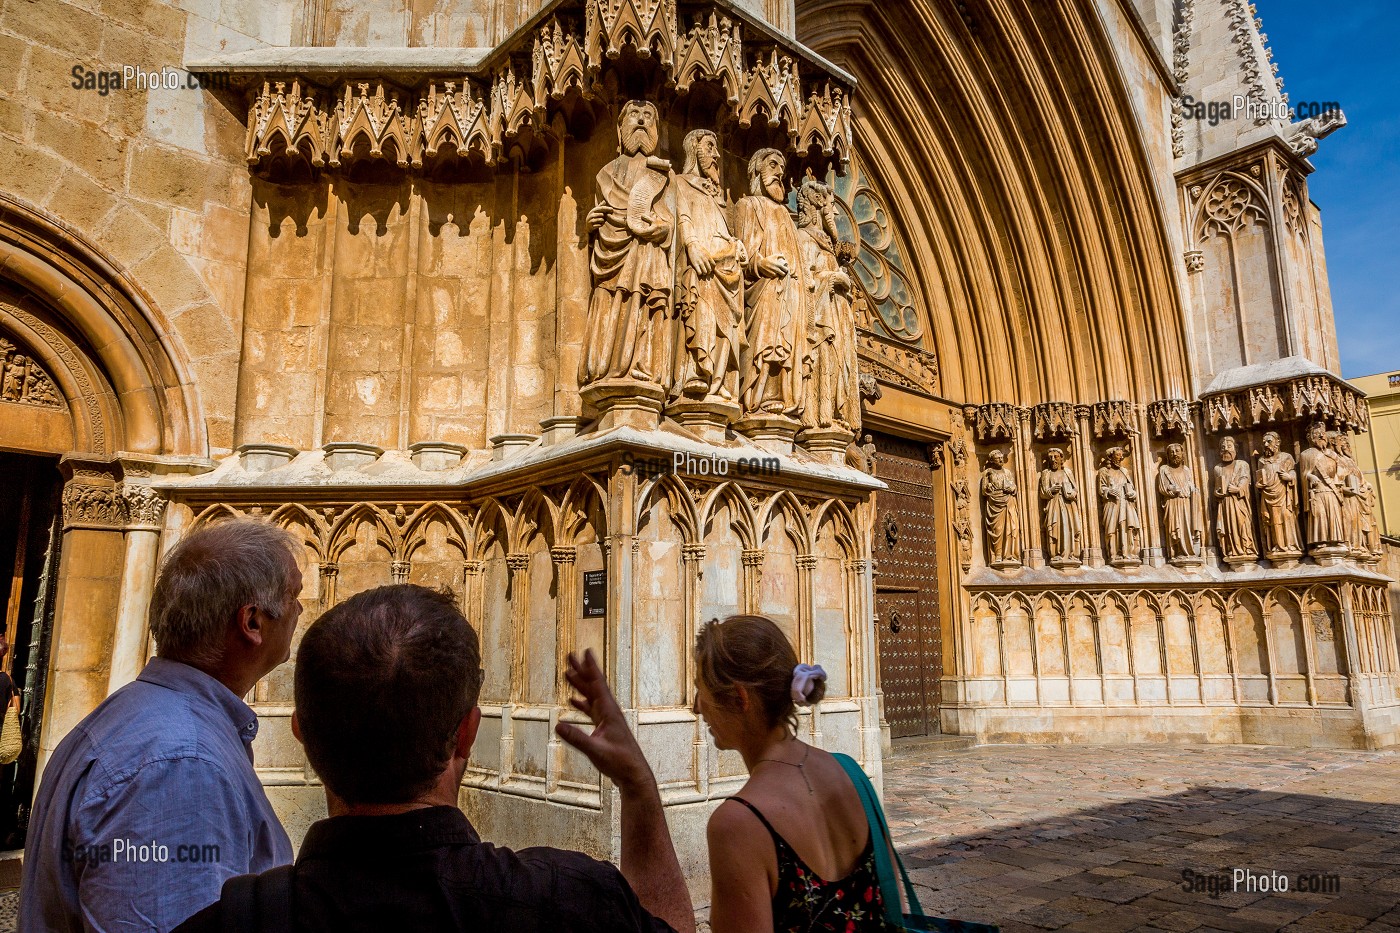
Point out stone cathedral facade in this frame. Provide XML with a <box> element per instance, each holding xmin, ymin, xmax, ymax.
<box><xmin>0</xmin><ymin>0</ymin><xmax>1395</xmax><ymax>892</ymax></box>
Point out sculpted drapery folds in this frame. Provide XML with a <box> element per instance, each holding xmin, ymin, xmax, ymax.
<box><xmin>673</xmin><ymin>129</ymin><xmax>746</xmax><ymax>402</ymax></box>
<box><xmin>1212</xmin><ymin>436</ymin><xmax>1257</xmax><ymax>564</ymax></box>
<box><xmin>1158</xmin><ymin>443</ymin><xmax>1200</xmax><ymax>561</ymax></box>
<box><xmin>1330</xmin><ymin>433</ymin><xmax>1368</xmax><ymax>556</ymax></box>
<box><xmin>979</xmin><ymin>449</ymin><xmax>1021</xmax><ymax>567</ymax></box>
<box><xmin>579</xmin><ymin>100</ymin><xmax>674</xmax><ymax>388</ymax></box>
<box><xmin>735</xmin><ymin>148</ymin><xmax>807</xmax><ymax>418</ymax></box>
<box><xmin>1300</xmin><ymin>421</ymin><xmax>1347</xmax><ymax>550</ymax></box>
<box><xmin>1038</xmin><ymin>448</ymin><xmax>1083</xmax><ymax>566</ymax></box>
<box><xmin>1096</xmin><ymin>445</ymin><xmax>1142</xmax><ymax>565</ymax></box>
<box><xmin>795</xmin><ymin>179</ymin><xmax>861</xmax><ymax>434</ymax></box>
<box><xmin>1255</xmin><ymin>431</ymin><xmax>1302</xmax><ymax>559</ymax></box>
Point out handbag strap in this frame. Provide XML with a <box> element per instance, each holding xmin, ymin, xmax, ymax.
<box><xmin>833</xmin><ymin>752</ymin><xmax>923</xmax><ymax>924</ymax></box>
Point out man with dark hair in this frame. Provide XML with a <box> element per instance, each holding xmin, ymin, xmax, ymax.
<box><xmin>21</xmin><ymin>518</ymin><xmax>302</xmax><ymax>932</ymax></box>
<box><xmin>176</xmin><ymin>583</ymin><xmax>692</xmax><ymax>933</ymax></box>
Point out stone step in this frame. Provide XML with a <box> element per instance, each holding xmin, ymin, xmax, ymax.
<box><xmin>890</xmin><ymin>734</ymin><xmax>978</xmax><ymax>756</ymax></box>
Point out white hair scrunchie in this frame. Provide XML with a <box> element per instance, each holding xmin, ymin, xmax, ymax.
<box><xmin>791</xmin><ymin>664</ymin><xmax>827</xmax><ymax>706</ymax></box>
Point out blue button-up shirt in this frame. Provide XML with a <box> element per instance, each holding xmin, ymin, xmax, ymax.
<box><xmin>20</xmin><ymin>658</ymin><xmax>294</xmax><ymax>932</ymax></box>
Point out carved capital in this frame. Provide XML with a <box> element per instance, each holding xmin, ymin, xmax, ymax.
<box><xmin>741</xmin><ymin>549</ymin><xmax>765</xmax><ymax>568</ymax></box>
<box><xmin>506</xmin><ymin>553</ymin><xmax>531</xmax><ymax>573</ymax></box>
<box><xmin>462</xmin><ymin>559</ymin><xmax>485</xmax><ymax>577</ymax></box>
<box><xmin>320</xmin><ymin>562</ymin><xmax>339</xmax><ymax>579</ymax></box>
<box><xmin>390</xmin><ymin>560</ymin><xmax>411</xmax><ymax>581</ymax></box>
<box><xmin>795</xmin><ymin>554</ymin><xmax>818</xmax><ymax>571</ymax></box>
<box><xmin>61</xmin><ymin>484</ymin><xmax>121</xmax><ymax>529</ymax></box>
<box><xmin>119</xmin><ymin>484</ymin><xmax>166</xmax><ymax>528</ymax></box>
<box><xmin>550</xmin><ymin>545</ymin><xmax>577</xmax><ymax>565</ymax></box>
<box><xmin>681</xmin><ymin>543</ymin><xmax>707</xmax><ymax>563</ymax></box>
<box><xmin>1184</xmin><ymin>249</ymin><xmax>1205</xmax><ymax>274</ymax></box>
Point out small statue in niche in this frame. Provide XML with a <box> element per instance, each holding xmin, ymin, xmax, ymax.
<box><xmin>1158</xmin><ymin>442</ymin><xmax>1200</xmax><ymax>562</ymax></box>
<box><xmin>1255</xmin><ymin>430</ymin><xmax>1302</xmax><ymax>559</ymax></box>
<box><xmin>795</xmin><ymin>178</ymin><xmax>861</xmax><ymax>435</ymax></box>
<box><xmin>1329</xmin><ymin>432</ymin><xmax>1368</xmax><ymax>557</ymax></box>
<box><xmin>1096</xmin><ymin>445</ymin><xmax>1142</xmax><ymax>565</ymax></box>
<box><xmin>579</xmin><ymin>100</ymin><xmax>674</xmax><ymax>389</ymax></box>
<box><xmin>1212</xmin><ymin>436</ymin><xmax>1257</xmax><ymax>565</ymax></box>
<box><xmin>734</xmin><ymin>148</ymin><xmax>807</xmax><ymax>419</ymax></box>
<box><xmin>979</xmin><ymin>449</ymin><xmax>1021</xmax><ymax>568</ymax></box>
<box><xmin>1038</xmin><ymin>447</ymin><xmax>1082</xmax><ymax>567</ymax></box>
<box><xmin>1360</xmin><ymin>478</ymin><xmax>1381</xmax><ymax>558</ymax></box>
<box><xmin>672</xmin><ymin>129</ymin><xmax>745</xmax><ymax>403</ymax></box>
<box><xmin>1299</xmin><ymin>421</ymin><xmax>1347</xmax><ymax>552</ymax></box>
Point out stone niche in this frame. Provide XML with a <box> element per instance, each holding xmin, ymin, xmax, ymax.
<box><xmin>179</xmin><ymin>0</ymin><xmax>879</xmax><ymax>901</ymax></box>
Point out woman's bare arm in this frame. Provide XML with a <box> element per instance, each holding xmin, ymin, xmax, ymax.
<box><xmin>706</xmin><ymin>801</ymin><xmax>776</xmax><ymax>933</ymax></box>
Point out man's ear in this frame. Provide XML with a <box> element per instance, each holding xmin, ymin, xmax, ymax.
<box><xmin>291</xmin><ymin>710</ymin><xmax>303</xmax><ymax>746</ymax></box>
<box><xmin>236</xmin><ymin>604</ymin><xmax>263</xmax><ymax>646</ymax></box>
<box><xmin>455</xmin><ymin>706</ymin><xmax>482</xmax><ymax>760</ymax></box>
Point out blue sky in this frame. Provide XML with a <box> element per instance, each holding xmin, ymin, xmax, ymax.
<box><xmin>1256</xmin><ymin>2</ymin><xmax>1400</xmax><ymax>378</ymax></box>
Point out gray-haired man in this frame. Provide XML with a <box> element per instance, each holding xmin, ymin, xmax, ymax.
<box><xmin>21</xmin><ymin>519</ymin><xmax>302</xmax><ymax>932</ymax></box>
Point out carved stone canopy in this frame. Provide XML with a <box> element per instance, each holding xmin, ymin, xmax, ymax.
<box><xmin>199</xmin><ymin>0</ymin><xmax>854</xmax><ymax>178</ymax></box>
<box><xmin>1199</xmin><ymin>357</ymin><xmax>1369</xmax><ymax>433</ymax></box>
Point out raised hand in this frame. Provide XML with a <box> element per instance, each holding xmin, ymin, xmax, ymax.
<box><xmin>555</xmin><ymin>649</ymin><xmax>653</xmax><ymax>793</ymax></box>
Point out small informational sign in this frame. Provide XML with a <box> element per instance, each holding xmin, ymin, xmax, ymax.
<box><xmin>582</xmin><ymin>570</ymin><xmax>607</xmax><ymax>618</ymax></box>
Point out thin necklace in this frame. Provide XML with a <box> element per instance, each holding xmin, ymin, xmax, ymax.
<box><xmin>755</xmin><ymin>742</ymin><xmax>813</xmax><ymax>795</ymax></box>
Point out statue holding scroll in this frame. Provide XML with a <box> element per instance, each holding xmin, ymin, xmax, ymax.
<box><xmin>1212</xmin><ymin>436</ymin><xmax>1257</xmax><ymax>564</ymax></box>
<box><xmin>1255</xmin><ymin>430</ymin><xmax>1302</xmax><ymax>559</ymax></box>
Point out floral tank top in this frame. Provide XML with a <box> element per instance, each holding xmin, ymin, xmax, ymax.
<box><xmin>729</xmin><ymin>796</ymin><xmax>894</xmax><ymax>933</ymax></box>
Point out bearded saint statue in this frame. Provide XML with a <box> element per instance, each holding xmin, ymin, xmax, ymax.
<box><xmin>734</xmin><ymin>148</ymin><xmax>806</xmax><ymax>418</ymax></box>
<box><xmin>579</xmin><ymin>100</ymin><xmax>674</xmax><ymax>389</ymax></box>
<box><xmin>795</xmin><ymin>178</ymin><xmax>861</xmax><ymax>435</ymax></box>
<box><xmin>672</xmin><ymin>129</ymin><xmax>745</xmax><ymax>402</ymax></box>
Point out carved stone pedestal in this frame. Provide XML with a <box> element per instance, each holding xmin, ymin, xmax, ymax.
<box><xmin>1109</xmin><ymin>557</ymin><xmax>1142</xmax><ymax>570</ymax></box>
<box><xmin>668</xmin><ymin>398</ymin><xmax>740</xmax><ymax>445</ymax></box>
<box><xmin>1268</xmin><ymin>554</ymin><xmax>1302</xmax><ymax>570</ymax></box>
<box><xmin>1223</xmin><ymin>558</ymin><xmax>1259</xmax><ymax>573</ymax></box>
<box><xmin>990</xmin><ymin>558</ymin><xmax>1022</xmax><ymax>572</ymax></box>
<box><xmin>799</xmin><ymin>426</ymin><xmax>857</xmax><ymax>464</ymax></box>
<box><xmin>1311</xmin><ymin>544</ymin><xmax>1349</xmax><ymax>567</ymax></box>
<box><xmin>1049</xmin><ymin>556</ymin><xmax>1083</xmax><ymax>570</ymax></box>
<box><xmin>581</xmin><ymin>379</ymin><xmax>665</xmax><ymax>431</ymax></box>
<box><xmin>1170</xmin><ymin>555</ymin><xmax>1205</xmax><ymax>572</ymax></box>
<box><xmin>734</xmin><ymin>413</ymin><xmax>801</xmax><ymax>454</ymax></box>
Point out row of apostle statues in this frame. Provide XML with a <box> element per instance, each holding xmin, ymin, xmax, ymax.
<box><xmin>579</xmin><ymin>101</ymin><xmax>862</xmax><ymax>437</ymax></box>
<box><xmin>978</xmin><ymin>422</ymin><xmax>1382</xmax><ymax>570</ymax></box>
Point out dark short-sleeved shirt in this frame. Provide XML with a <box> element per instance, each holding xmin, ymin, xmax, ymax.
<box><xmin>174</xmin><ymin>805</ymin><xmax>677</xmax><ymax>933</ymax></box>
<box><xmin>20</xmin><ymin>658</ymin><xmax>293</xmax><ymax>932</ymax></box>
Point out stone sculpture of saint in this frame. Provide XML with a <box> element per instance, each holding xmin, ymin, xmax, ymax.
<box><xmin>795</xmin><ymin>178</ymin><xmax>861</xmax><ymax>435</ymax></box>
<box><xmin>1212</xmin><ymin>436</ymin><xmax>1257</xmax><ymax>564</ymax></box>
<box><xmin>1299</xmin><ymin>421</ymin><xmax>1347</xmax><ymax>551</ymax></box>
<box><xmin>1038</xmin><ymin>447</ymin><xmax>1082</xmax><ymax>566</ymax></box>
<box><xmin>672</xmin><ymin>129</ymin><xmax>745</xmax><ymax>402</ymax></box>
<box><xmin>1158</xmin><ymin>443</ymin><xmax>1200</xmax><ymax>562</ymax></box>
<box><xmin>579</xmin><ymin>100</ymin><xmax>674</xmax><ymax>389</ymax></box>
<box><xmin>1255</xmin><ymin>430</ymin><xmax>1301</xmax><ymax>559</ymax></box>
<box><xmin>1330</xmin><ymin>432</ymin><xmax>1368</xmax><ymax>556</ymax></box>
<box><xmin>1360</xmin><ymin>479</ymin><xmax>1381</xmax><ymax>558</ymax></box>
<box><xmin>1096</xmin><ymin>445</ymin><xmax>1141</xmax><ymax>565</ymax></box>
<box><xmin>734</xmin><ymin>148</ymin><xmax>806</xmax><ymax>418</ymax></box>
<box><xmin>979</xmin><ymin>449</ymin><xmax>1021</xmax><ymax>568</ymax></box>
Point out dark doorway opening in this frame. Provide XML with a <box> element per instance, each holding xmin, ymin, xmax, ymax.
<box><xmin>869</xmin><ymin>431</ymin><xmax>942</xmax><ymax>739</ymax></box>
<box><xmin>0</xmin><ymin>452</ymin><xmax>62</xmax><ymax>850</ymax></box>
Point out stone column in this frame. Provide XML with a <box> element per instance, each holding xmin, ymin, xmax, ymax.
<box><xmin>681</xmin><ymin>543</ymin><xmax>706</xmax><ymax>796</ymax></box>
<box><xmin>40</xmin><ymin>461</ymin><xmax>126</xmax><ymax>772</ymax></box>
<box><xmin>106</xmin><ymin>485</ymin><xmax>167</xmax><ymax>695</ymax></box>
<box><xmin>1015</xmin><ymin>407</ymin><xmax>1042</xmax><ymax>568</ymax></box>
<box><xmin>741</xmin><ymin>549</ymin><xmax>765</xmax><ymax>614</ymax></box>
<box><xmin>1074</xmin><ymin>405</ymin><xmax>1103</xmax><ymax>567</ymax></box>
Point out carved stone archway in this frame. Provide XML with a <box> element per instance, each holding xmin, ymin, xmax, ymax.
<box><xmin>0</xmin><ymin>195</ymin><xmax>209</xmax><ymax>773</ymax></box>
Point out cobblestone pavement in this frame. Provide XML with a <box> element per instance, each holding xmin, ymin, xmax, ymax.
<box><xmin>885</xmin><ymin>744</ymin><xmax>1400</xmax><ymax>932</ymax></box>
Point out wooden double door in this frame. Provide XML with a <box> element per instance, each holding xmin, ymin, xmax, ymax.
<box><xmin>870</xmin><ymin>432</ymin><xmax>943</xmax><ymax>739</ymax></box>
